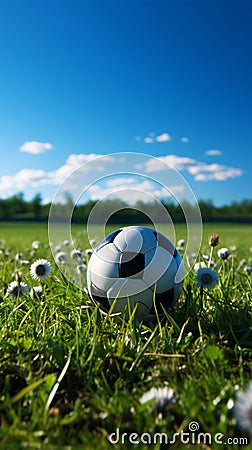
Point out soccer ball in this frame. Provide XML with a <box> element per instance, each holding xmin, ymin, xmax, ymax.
<box><xmin>87</xmin><ymin>226</ymin><xmax>184</xmax><ymax>320</ymax></box>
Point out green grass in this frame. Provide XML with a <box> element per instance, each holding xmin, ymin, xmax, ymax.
<box><xmin>0</xmin><ymin>221</ymin><xmax>252</xmax><ymax>449</ymax></box>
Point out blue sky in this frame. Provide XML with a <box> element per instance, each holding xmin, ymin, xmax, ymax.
<box><xmin>0</xmin><ymin>0</ymin><xmax>251</xmax><ymax>207</ymax></box>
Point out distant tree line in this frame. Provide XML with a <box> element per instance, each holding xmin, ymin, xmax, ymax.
<box><xmin>0</xmin><ymin>193</ymin><xmax>251</xmax><ymax>223</ymax></box>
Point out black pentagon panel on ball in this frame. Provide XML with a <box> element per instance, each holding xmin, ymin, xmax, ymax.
<box><xmin>90</xmin><ymin>282</ymin><xmax>111</xmax><ymax>312</ymax></box>
<box><xmin>95</xmin><ymin>229</ymin><xmax>122</xmax><ymax>252</ymax></box>
<box><xmin>119</xmin><ymin>252</ymin><xmax>145</xmax><ymax>278</ymax></box>
<box><xmin>153</xmin><ymin>231</ymin><xmax>176</xmax><ymax>256</ymax></box>
<box><xmin>149</xmin><ymin>287</ymin><xmax>175</xmax><ymax>315</ymax></box>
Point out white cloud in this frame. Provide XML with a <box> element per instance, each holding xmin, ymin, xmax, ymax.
<box><xmin>139</xmin><ymin>155</ymin><xmax>243</xmax><ymax>182</ymax></box>
<box><xmin>0</xmin><ymin>152</ymin><xmax>244</xmax><ymax>201</ymax></box>
<box><xmin>194</xmin><ymin>168</ymin><xmax>243</xmax><ymax>181</ymax></box>
<box><xmin>0</xmin><ymin>169</ymin><xmax>47</xmax><ymax>193</ymax></box>
<box><xmin>180</xmin><ymin>137</ymin><xmax>189</xmax><ymax>143</ymax></box>
<box><xmin>106</xmin><ymin>177</ymin><xmax>138</xmax><ymax>187</ymax></box>
<box><xmin>189</xmin><ymin>163</ymin><xmax>243</xmax><ymax>181</ymax></box>
<box><xmin>156</xmin><ymin>133</ymin><xmax>171</xmax><ymax>142</ymax></box>
<box><xmin>153</xmin><ymin>185</ymin><xmax>184</xmax><ymax>198</ymax></box>
<box><xmin>205</xmin><ymin>149</ymin><xmax>222</xmax><ymax>156</ymax></box>
<box><xmin>0</xmin><ymin>153</ymin><xmax>114</xmax><ymax>198</ymax></box>
<box><xmin>144</xmin><ymin>137</ymin><xmax>154</xmax><ymax>143</ymax></box>
<box><xmin>187</xmin><ymin>163</ymin><xmax>223</xmax><ymax>175</ymax></box>
<box><xmin>19</xmin><ymin>141</ymin><xmax>53</xmax><ymax>154</ymax></box>
<box><xmin>139</xmin><ymin>154</ymin><xmax>197</xmax><ymax>173</ymax></box>
<box><xmin>88</xmin><ymin>177</ymin><xmax>184</xmax><ymax>202</ymax></box>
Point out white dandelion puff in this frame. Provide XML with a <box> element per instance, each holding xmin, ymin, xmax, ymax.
<box><xmin>71</xmin><ymin>249</ymin><xmax>83</xmax><ymax>260</ymax></box>
<box><xmin>15</xmin><ymin>252</ymin><xmax>23</xmax><ymax>261</ymax></box>
<box><xmin>30</xmin><ymin>259</ymin><xmax>52</xmax><ymax>281</ymax></box>
<box><xmin>76</xmin><ymin>264</ymin><xmax>87</xmax><ymax>274</ymax></box>
<box><xmin>32</xmin><ymin>240</ymin><xmax>40</xmax><ymax>250</ymax></box>
<box><xmin>233</xmin><ymin>382</ymin><xmax>252</xmax><ymax>435</ymax></box>
<box><xmin>139</xmin><ymin>386</ymin><xmax>176</xmax><ymax>412</ymax></box>
<box><xmin>85</xmin><ymin>248</ymin><xmax>93</xmax><ymax>257</ymax></box>
<box><xmin>55</xmin><ymin>252</ymin><xmax>67</xmax><ymax>264</ymax></box>
<box><xmin>63</xmin><ymin>239</ymin><xmax>70</xmax><ymax>246</ymax></box>
<box><xmin>20</xmin><ymin>260</ymin><xmax>30</xmax><ymax>265</ymax></box>
<box><xmin>244</xmin><ymin>266</ymin><xmax>252</xmax><ymax>274</ymax></box>
<box><xmin>196</xmin><ymin>267</ymin><xmax>218</xmax><ymax>290</ymax></box>
<box><xmin>217</xmin><ymin>247</ymin><xmax>230</xmax><ymax>260</ymax></box>
<box><xmin>194</xmin><ymin>262</ymin><xmax>207</xmax><ymax>272</ymax></box>
<box><xmin>30</xmin><ymin>286</ymin><xmax>44</xmax><ymax>300</ymax></box>
<box><xmin>7</xmin><ymin>281</ymin><xmax>29</xmax><ymax>298</ymax></box>
<box><xmin>177</xmin><ymin>239</ymin><xmax>185</xmax><ymax>247</ymax></box>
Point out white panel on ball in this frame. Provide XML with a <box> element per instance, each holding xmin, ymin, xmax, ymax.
<box><xmin>143</xmin><ymin>246</ymin><xmax>174</xmax><ymax>287</ymax></box>
<box><xmin>87</xmin><ymin>243</ymin><xmax>120</xmax><ymax>292</ymax></box>
<box><xmin>113</xmin><ymin>226</ymin><xmax>157</xmax><ymax>253</ymax></box>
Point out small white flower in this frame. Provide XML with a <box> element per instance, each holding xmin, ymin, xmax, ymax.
<box><xmin>233</xmin><ymin>382</ymin><xmax>252</xmax><ymax>435</ymax></box>
<box><xmin>76</xmin><ymin>264</ymin><xmax>87</xmax><ymax>274</ymax></box>
<box><xmin>85</xmin><ymin>248</ymin><xmax>93</xmax><ymax>256</ymax></box>
<box><xmin>55</xmin><ymin>251</ymin><xmax>67</xmax><ymax>264</ymax></box>
<box><xmin>15</xmin><ymin>252</ymin><xmax>23</xmax><ymax>261</ymax></box>
<box><xmin>244</xmin><ymin>266</ymin><xmax>252</xmax><ymax>274</ymax></box>
<box><xmin>20</xmin><ymin>260</ymin><xmax>30</xmax><ymax>265</ymax></box>
<box><xmin>32</xmin><ymin>240</ymin><xmax>40</xmax><ymax>250</ymax></box>
<box><xmin>196</xmin><ymin>267</ymin><xmax>218</xmax><ymax>290</ymax></box>
<box><xmin>30</xmin><ymin>286</ymin><xmax>44</xmax><ymax>300</ymax></box>
<box><xmin>90</xmin><ymin>239</ymin><xmax>96</xmax><ymax>246</ymax></box>
<box><xmin>71</xmin><ymin>249</ymin><xmax>83</xmax><ymax>259</ymax></box>
<box><xmin>63</xmin><ymin>240</ymin><xmax>70</xmax><ymax>246</ymax></box>
<box><xmin>177</xmin><ymin>239</ymin><xmax>185</xmax><ymax>247</ymax></box>
<box><xmin>30</xmin><ymin>259</ymin><xmax>52</xmax><ymax>281</ymax></box>
<box><xmin>7</xmin><ymin>281</ymin><xmax>29</xmax><ymax>298</ymax></box>
<box><xmin>139</xmin><ymin>386</ymin><xmax>176</xmax><ymax>412</ymax></box>
<box><xmin>217</xmin><ymin>247</ymin><xmax>230</xmax><ymax>260</ymax></box>
<box><xmin>194</xmin><ymin>261</ymin><xmax>207</xmax><ymax>271</ymax></box>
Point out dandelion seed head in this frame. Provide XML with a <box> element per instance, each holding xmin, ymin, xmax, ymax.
<box><xmin>71</xmin><ymin>249</ymin><xmax>83</xmax><ymax>260</ymax></box>
<box><xmin>217</xmin><ymin>247</ymin><xmax>230</xmax><ymax>260</ymax></box>
<box><xmin>177</xmin><ymin>239</ymin><xmax>185</xmax><ymax>247</ymax></box>
<box><xmin>15</xmin><ymin>252</ymin><xmax>23</xmax><ymax>261</ymax></box>
<box><xmin>32</xmin><ymin>241</ymin><xmax>40</xmax><ymax>250</ymax></box>
<box><xmin>20</xmin><ymin>260</ymin><xmax>30</xmax><ymax>265</ymax></box>
<box><xmin>76</xmin><ymin>264</ymin><xmax>87</xmax><ymax>274</ymax></box>
<box><xmin>30</xmin><ymin>286</ymin><xmax>44</xmax><ymax>300</ymax></box>
<box><xmin>55</xmin><ymin>252</ymin><xmax>67</xmax><ymax>264</ymax></box>
<box><xmin>209</xmin><ymin>234</ymin><xmax>219</xmax><ymax>247</ymax></box>
<box><xmin>194</xmin><ymin>262</ymin><xmax>206</xmax><ymax>271</ymax></box>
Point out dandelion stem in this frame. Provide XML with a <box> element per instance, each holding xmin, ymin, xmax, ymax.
<box><xmin>199</xmin><ymin>285</ymin><xmax>204</xmax><ymax>312</ymax></box>
<box><xmin>208</xmin><ymin>246</ymin><xmax>213</xmax><ymax>268</ymax></box>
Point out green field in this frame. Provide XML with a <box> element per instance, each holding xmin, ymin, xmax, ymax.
<box><xmin>0</xmin><ymin>221</ymin><xmax>252</xmax><ymax>449</ymax></box>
